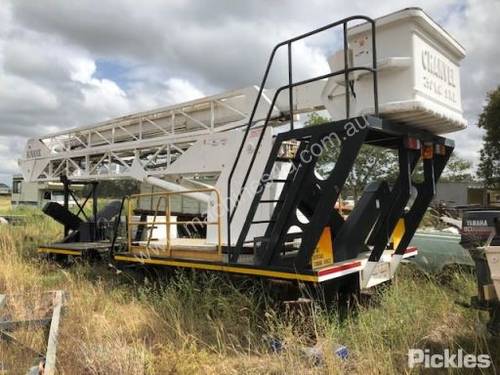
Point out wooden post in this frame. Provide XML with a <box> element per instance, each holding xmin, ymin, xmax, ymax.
<box><xmin>44</xmin><ymin>291</ymin><xmax>64</xmax><ymax>375</ymax></box>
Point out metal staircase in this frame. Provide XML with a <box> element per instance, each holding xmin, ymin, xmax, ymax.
<box><xmin>228</xmin><ymin>15</ymin><xmax>379</xmax><ymax>264</ymax></box>
<box><xmin>232</xmin><ymin>118</ymin><xmax>370</xmax><ymax>268</ymax></box>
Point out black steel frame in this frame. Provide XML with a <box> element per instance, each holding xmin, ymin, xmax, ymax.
<box><xmin>229</xmin><ymin>116</ymin><xmax>454</xmax><ymax>274</ymax></box>
<box><xmin>61</xmin><ymin>176</ymin><xmax>99</xmax><ymax>239</ymax></box>
<box><xmin>110</xmin><ymin>195</ymin><xmax>127</xmax><ymax>256</ymax></box>
<box><xmin>226</xmin><ymin>15</ymin><xmax>379</xmax><ymax>250</ymax></box>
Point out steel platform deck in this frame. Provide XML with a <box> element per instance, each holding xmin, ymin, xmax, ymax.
<box><xmin>38</xmin><ymin>241</ymin><xmax>115</xmax><ymax>256</ymax></box>
<box><xmin>112</xmin><ymin>247</ymin><xmax>417</xmax><ymax>284</ymax></box>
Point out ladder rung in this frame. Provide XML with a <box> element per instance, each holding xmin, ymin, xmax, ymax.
<box><xmin>251</xmin><ymin>220</ymin><xmax>275</xmax><ymax>224</ymax></box>
<box><xmin>269</xmin><ymin>179</ymin><xmax>288</xmax><ymax>183</ymax></box>
<box><xmin>259</xmin><ymin>200</ymin><xmax>283</xmax><ymax>204</ymax></box>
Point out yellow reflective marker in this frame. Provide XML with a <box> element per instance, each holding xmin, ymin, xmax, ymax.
<box><xmin>390</xmin><ymin>219</ymin><xmax>406</xmax><ymax>249</ymax></box>
<box><xmin>312</xmin><ymin>227</ymin><xmax>334</xmax><ymax>269</ymax></box>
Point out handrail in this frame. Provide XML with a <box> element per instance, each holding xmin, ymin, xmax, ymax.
<box><xmin>229</xmin><ymin>66</ymin><xmax>376</xmax><ymax>219</ymax></box>
<box><xmin>127</xmin><ymin>188</ymin><xmax>222</xmax><ymax>256</ymax></box>
<box><xmin>226</xmin><ymin>15</ymin><xmax>378</xmax><ymax>252</ymax></box>
<box><xmin>146</xmin><ymin>195</ymin><xmax>168</xmax><ymax>248</ymax></box>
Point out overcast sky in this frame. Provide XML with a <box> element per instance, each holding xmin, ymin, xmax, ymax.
<box><xmin>0</xmin><ymin>0</ymin><xmax>499</xmax><ymax>185</ymax></box>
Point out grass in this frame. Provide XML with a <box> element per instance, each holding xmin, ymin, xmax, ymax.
<box><xmin>0</xmin><ymin>195</ymin><xmax>498</xmax><ymax>374</ymax></box>
<box><xmin>0</xmin><ymin>195</ymin><xmax>10</xmax><ymax>212</ymax></box>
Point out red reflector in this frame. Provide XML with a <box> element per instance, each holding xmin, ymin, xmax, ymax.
<box><xmin>404</xmin><ymin>137</ymin><xmax>421</xmax><ymax>150</ymax></box>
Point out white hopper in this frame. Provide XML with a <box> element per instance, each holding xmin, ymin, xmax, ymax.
<box><xmin>323</xmin><ymin>8</ymin><xmax>467</xmax><ymax>134</ymax></box>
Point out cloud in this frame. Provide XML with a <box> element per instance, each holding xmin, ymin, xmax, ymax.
<box><xmin>164</xmin><ymin>78</ymin><xmax>204</xmax><ymax>104</ymax></box>
<box><xmin>70</xmin><ymin>59</ymin><xmax>131</xmax><ymax>116</ymax></box>
<box><xmin>0</xmin><ymin>0</ymin><xmax>498</xmax><ymax>185</ymax></box>
<box><xmin>0</xmin><ymin>74</ymin><xmax>58</xmax><ymax>113</ymax></box>
<box><xmin>0</xmin><ymin>136</ymin><xmax>26</xmax><ymax>184</ymax></box>
<box><xmin>436</xmin><ymin>0</ymin><xmax>500</xmax><ymax>166</ymax></box>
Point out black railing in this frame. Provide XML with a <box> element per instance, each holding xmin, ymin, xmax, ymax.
<box><xmin>226</xmin><ymin>16</ymin><xmax>379</xmax><ymax>252</ymax></box>
<box><xmin>110</xmin><ymin>195</ymin><xmax>127</xmax><ymax>256</ymax></box>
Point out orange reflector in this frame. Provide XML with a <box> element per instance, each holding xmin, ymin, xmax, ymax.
<box><xmin>422</xmin><ymin>144</ymin><xmax>434</xmax><ymax>159</ymax></box>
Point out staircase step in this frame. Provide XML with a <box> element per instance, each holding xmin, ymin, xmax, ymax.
<box><xmin>251</xmin><ymin>220</ymin><xmax>276</xmax><ymax>224</ymax></box>
<box><xmin>259</xmin><ymin>200</ymin><xmax>284</xmax><ymax>204</ymax></box>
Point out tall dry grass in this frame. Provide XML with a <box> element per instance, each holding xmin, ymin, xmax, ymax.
<box><xmin>0</xmin><ymin>195</ymin><xmax>10</xmax><ymax>212</ymax></box>
<box><xmin>0</xmin><ymin>202</ymin><xmax>496</xmax><ymax>374</ymax></box>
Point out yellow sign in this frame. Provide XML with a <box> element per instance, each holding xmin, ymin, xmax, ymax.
<box><xmin>311</xmin><ymin>227</ymin><xmax>334</xmax><ymax>269</ymax></box>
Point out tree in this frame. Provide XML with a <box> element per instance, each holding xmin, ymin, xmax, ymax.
<box><xmin>305</xmin><ymin>113</ymin><xmax>398</xmax><ymax>202</ymax></box>
<box><xmin>440</xmin><ymin>153</ymin><xmax>473</xmax><ymax>182</ymax></box>
<box><xmin>478</xmin><ymin>86</ymin><xmax>500</xmax><ymax>188</ymax></box>
<box><xmin>305</xmin><ymin>113</ymin><xmax>474</xmax><ymax>202</ymax></box>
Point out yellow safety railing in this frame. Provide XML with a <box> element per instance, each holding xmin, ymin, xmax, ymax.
<box><xmin>127</xmin><ymin>188</ymin><xmax>222</xmax><ymax>258</ymax></box>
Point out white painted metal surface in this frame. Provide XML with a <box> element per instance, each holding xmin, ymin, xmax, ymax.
<box><xmin>324</xmin><ymin>8</ymin><xmax>466</xmax><ymax>133</ymax></box>
<box><xmin>485</xmin><ymin>234</ymin><xmax>500</xmax><ymax>299</ymax></box>
<box><xmin>10</xmin><ymin>175</ymin><xmax>81</xmax><ymax>207</ymax></box>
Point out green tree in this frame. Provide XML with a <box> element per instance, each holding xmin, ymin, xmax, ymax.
<box><xmin>478</xmin><ymin>87</ymin><xmax>500</xmax><ymax>188</ymax></box>
<box><xmin>440</xmin><ymin>153</ymin><xmax>473</xmax><ymax>182</ymax></box>
<box><xmin>305</xmin><ymin>113</ymin><xmax>473</xmax><ymax>201</ymax></box>
<box><xmin>305</xmin><ymin>113</ymin><xmax>398</xmax><ymax>202</ymax></box>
